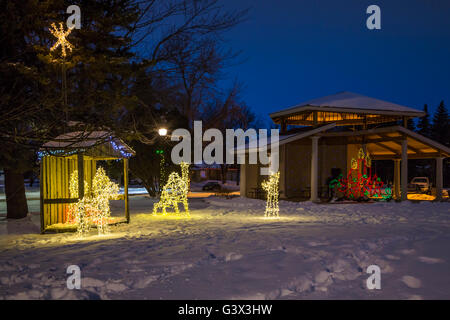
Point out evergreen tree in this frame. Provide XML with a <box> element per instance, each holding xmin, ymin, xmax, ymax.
<box><xmin>406</xmin><ymin>118</ymin><xmax>416</xmax><ymax>131</ymax></box>
<box><xmin>0</xmin><ymin>0</ymin><xmax>140</xmax><ymax>218</ymax></box>
<box><xmin>0</xmin><ymin>0</ymin><xmax>247</xmax><ymax>219</ymax></box>
<box><xmin>432</xmin><ymin>101</ymin><xmax>450</xmax><ymax>146</ymax></box>
<box><xmin>417</xmin><ymin>104</ymin><xmax>431</xmax><ymax>137</ymax></box>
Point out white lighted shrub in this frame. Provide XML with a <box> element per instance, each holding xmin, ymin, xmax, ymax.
<box><xmin>69</xmin><ymin>167</ymin><xmax>119</xmax><ymax>236</ymax></box>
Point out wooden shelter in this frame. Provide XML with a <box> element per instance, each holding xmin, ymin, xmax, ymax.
<box><xmin>39</xmin><ymin>131</ymin><xmax>135</xmax><ymax>233</ymax></box>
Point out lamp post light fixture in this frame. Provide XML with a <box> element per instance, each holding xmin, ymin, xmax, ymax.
<box><xmin>158</xmin><ymin>128</ymin><xmax>168</xmax><ymax>137</ymax></box>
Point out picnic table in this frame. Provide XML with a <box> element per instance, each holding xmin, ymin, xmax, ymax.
<box><xmin>250</xmin><ymin>187</ymin><xmax>265</xmax><ymax>199</ymax></box>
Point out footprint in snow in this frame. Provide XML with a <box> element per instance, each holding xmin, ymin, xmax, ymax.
<box><xmin>225</xmin><ymin>252</ymin><xmax>243</xmax><ymax>262</ymax></box>
<box><xmin>308</xmin><ymin>241</ymin><xmax>329</xmax><ymax>247</ymax></box>
<box><xmin>82</xmin><ymin>277</ymin><xmax>104</xmax><ymax>288</ymax></box>
<box><xmin>106</xmin><ymin>281</ymin><xmax>128</xmax><ymax>292</ymax></box>
<box><xmin>407</xmin><ymin>294</ymin><xmax>423</xmax><ymax>300</ymax></box>
<box><xmin>401</xmin><ymin>275</ymin><xmax>421</xmax><ymax>289</ymax></box>
<box><xmin>399</xmin><ymin>249</ymin><xmax>416</xmax><ymax>255</ymax></box>
<box><xmin>385</xmin><ymin>255</ymin><xmax>400</xmax><ymax>260</ymax></box>
<box><xmin>418</xmin><ymin>256</ymin><xmax>443</xmax><ymax>264</ymax></box>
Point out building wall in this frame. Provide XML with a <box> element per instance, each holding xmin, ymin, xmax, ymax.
<box><xmin>285</xmin><ymin>140</ymin><xmax>311</xmax><ymax>198</ymax></box>
<box><xmin>283</xmin><ymin>138</ymin><xmax>346</xmax><ymax>198</ymax></box>
<box><xmin>319</xmin><ymin>137</ymin><xmax>348</xmax><ymax>185</ymax></box>
<box><xmin>240</xmin><ymin>162</ymin><xmax>261</xmax><ymax>197</ymax></box>
<box><xmin>41</xmin><ymin>156</ymin><xmax>96</xmax><ymax>229</ymax></box>
<box><xmin>241</xmin><ymin>137</ymin><xmax>348</xmax><ymax>199</ymax></box>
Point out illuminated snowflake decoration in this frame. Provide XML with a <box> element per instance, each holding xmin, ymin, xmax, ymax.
<box><xmin>67</xmin><ymin>167</ymin><xmax>119</xmax><ymax>236</ymax></box>
<box><xmin>153</xmin><ymin>162</ymin><xmax>190</xmax><ymax>216</ymax></box>
<box><xmin>49</xmin><ymin>22</ymin><xmax>73</xmax><ymax>58</ymax></box>
<box><xmin>261</xmin><ymin>171</ymin><xmax>280</xmax><ymax>218</ymax></box>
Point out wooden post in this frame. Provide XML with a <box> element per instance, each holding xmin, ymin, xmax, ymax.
<box><xmin>436</xmin><ymin>157</ymin><xmax>443</xmax><ymax>201</ymax></box>
<box><xmin>50</xmin><ymin>157</ymin><xmax>56</xmax><ymax>225</ymax></box>
<box><xmin>279</xmin><ymin>144</ymin><xmax>286</xmax><ymax>199</ymax></box>
<box><xmin>401</xmin><ymin>139</ymin><xmax>408</xmax><ymax>201</ymax></box>
<box><xmin>310</xmin><ymin>136</ymin><xmax>320</xmax><ymax>202</ymax></box>
<box><xmin>363</xmin><ymin>116</ymin><xmax>368</xmax><ymax>130</ymax></box>
<box><xmin>313</xmin><ymin>111</ymin><xmax>318</xmax><ymax>127</ymax></box>
<box><xmin>44</xmin><ymin>157</ymin><xmax>49</xmax><ymax>228</ymax></box>
<box><xmin>402</xmin><ymin>116</ymin><xmax>408</xmax><ymax>128</ymax></box>
<box><xmin>124</xmin><ymin>158</ymin><xmax>130</xmax><ymax>223</ymax></box>
<box><xmin>239</xmin><ymin>163</ymin><xmax>247</xmax><ymax>197</ymax></box>
<box><xmin>77</xmin><ymin>154</ymin><xmax>84</xmax><ymax>199</ymax></box>
<box><xmin>40</xmin><ymin>160</ymin><xmax>45</xmax><ymax>234</ymax></box>
<box><xmin>280</xmin><ymin>119</ymin><xmax>287</xmax><ymax>134</ymax></box>
<box><xmin>394</xmin><ymin>159</ymin><xmax>401</xmax><ymax>200</ymax></box>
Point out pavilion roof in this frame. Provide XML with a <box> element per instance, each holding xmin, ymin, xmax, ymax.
<box><xmin>236</xmin><ymin>124</ymin><xmax>449</xmax><ymax>159</ymax></box>
<box><xmin>270</xmin><ymin>92</ymin><xmax>425</xmax><ymax>126</ymax></box>
<box><xmin>40</xmin><ymin>131</ymin><xmax>135</xmax><ymax>159</ymax></box>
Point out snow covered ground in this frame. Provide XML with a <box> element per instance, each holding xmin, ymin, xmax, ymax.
<box><xmin>0</xmin><ymin>196</ymin><xmax>449</xmax><ymax>300</ymax></box>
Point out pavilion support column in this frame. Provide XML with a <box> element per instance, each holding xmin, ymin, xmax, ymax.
<box><xmin>124</xmin><ymin>158</ymin><xmax>130</xmax><ymax>223</ymax></box>
<box><xmin>279</xmin><ymin>144</ymin><xmax>287</xmax><ymax>199</ymax></box>
<box><xmin>239</xmin><ymin>163</ymin><xmax>247</xmax><ymax>197</ymax></box>
<box><xmin>436</xmin><ymin>157</ymin><xmax>444</xmax><ymax>201</ymax></box>
<box><xmin>280</xmin><ymin>119</ymin><xmax>287</xmax><ymax>134</ymax></box>
<box><xmin>401</xmin><ymin>139</ymin><xmax>408</xmax><ymax>201</ymax></box>
<box><xmin>310</xmin><ymin>136</ymin><xmax>320</xmax><ymax>202</ymax></box>
<box><xmin>394</xmin><ymin>159</ymin><xmax>401</xmax><ymax>200</ymax></box>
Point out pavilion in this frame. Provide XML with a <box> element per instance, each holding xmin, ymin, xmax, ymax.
<box><xmin>239</xmin><ymin>92</ymin><xmax>450</xmax><ymax>201</ymax></box>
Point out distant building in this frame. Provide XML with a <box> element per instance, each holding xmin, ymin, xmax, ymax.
<box><xmin>239</xmin><ymin>92</ymin><xmax>450</xmax><ymax>201</ymax></box>
<box><xmin>191</xmin><ymin>163</ymin><xmax>238</xmax><ymax>182</ymax></box>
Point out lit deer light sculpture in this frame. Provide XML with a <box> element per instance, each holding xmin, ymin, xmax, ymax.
<box><xmin>153</xmin><ymin>162</ymin><xmax>190</xmax><ymax>216</ymax></box>
<box><xmin>68</xmin><ymin>167</ymin><xmax>119</xmax><ymax>236</ymax></box>
<box><xmin>261</xmin><ymin>171</ymin><xmax>280</xmax><ymax>218</ymax></box>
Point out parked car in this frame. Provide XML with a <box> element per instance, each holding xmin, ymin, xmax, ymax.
<box><xmin>202</xmin><ymin>181</ymin><xmax>221</xmax><ymax>191</ymax></box>
<box><xmin>410</xmin><ymin>177</ymin><xmax>431</xmax><ymax>194</ymax></box>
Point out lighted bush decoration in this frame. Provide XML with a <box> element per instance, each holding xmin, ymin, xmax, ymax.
<box><xmin>261</xmin><ymin>171</ymin><xmax>280</xmax><ymax>217</ymax></box>
<box><xmin>153</xmin><ymin>162</ymin><xmax>190</xmax><ymax>216</ymax></box>
<box><xmin>67</xmin><ymin>170</ymin><xmax>89</xmax><ymax>224</ymax></box>
<box><xmin>329</xmin><ymin>148</ymin><xmax>392</xmax><ymax>201</ymax></box>
<box><xmin>68</xmin><ymin>167</ymin><xmax>120</xmax><ymax>235</ymax></box>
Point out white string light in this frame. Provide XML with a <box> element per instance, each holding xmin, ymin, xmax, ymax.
<box><xmin>261</xmin><ymin>171</ymin><xmax>280</xmax><ymax>218</ymax></box>
<box><xmin>153</xmin><ymin>162</ymin><xmax>190</xmax><ymax>216</ymax></box>
<box><xmin>49</xmin><ymin>22</ymin><xmax>73</xmax><ymax>58</ymax></box>
<box><xmin>67</xmin><ymin>167</ymin><xmax>119</xmax><ymax>236</ymax></box>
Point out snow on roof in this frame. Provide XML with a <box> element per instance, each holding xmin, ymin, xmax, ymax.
<box><xmin>270</xmin><ymin>91</ymin><xmax>425</xmax><ymax>118</ymax></box>
<box><xmin>42</xmin><ymin>131</ymin><xmax>110</xmax><ymax>148</ymax></box>
<box><xmin>235</xmin><ymin>123</ymin><xmax>336</xmax><ymax>154</ymax></box>
<box><xmin>40</xmin><ymin>131</ymin><xmax>135</xmax><ymax>158</ymax></box>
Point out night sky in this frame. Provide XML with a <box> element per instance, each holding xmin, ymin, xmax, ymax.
<box><xmin>220</xmin><ymin>0</ymin><xmax>450</xmax><ymax>125</ymax></box>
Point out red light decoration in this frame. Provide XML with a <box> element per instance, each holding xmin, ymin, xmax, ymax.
<box><xmin>329</xmin><ymin>148</ymin><xmax>392</xmax><ymax>201</ymax></box>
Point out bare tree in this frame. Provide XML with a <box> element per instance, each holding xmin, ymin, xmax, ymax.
<box><xmin>1</xmin><ymin>0</ymin><xmax>248</xmax><ymax>218</ymax></box>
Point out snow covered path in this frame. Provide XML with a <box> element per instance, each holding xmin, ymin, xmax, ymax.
<box><xmin>0</xmin><ymin>196</ymin><xmax>449</xmax><ymax>299</ymax></box>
